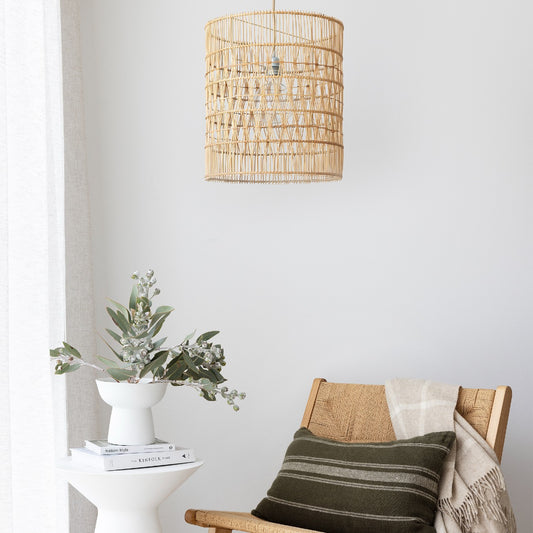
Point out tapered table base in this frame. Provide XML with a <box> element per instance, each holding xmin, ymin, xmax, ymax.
<box><xmin>58</xmin><ymin>458</ymin><xmax>203</xmax><ymax>533</ymax></box>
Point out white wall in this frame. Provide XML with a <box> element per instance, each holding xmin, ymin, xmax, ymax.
<box><xmin>80</xmin><ymin>0</ymin><xmax>532</xmax><ymax>530</ymax></box>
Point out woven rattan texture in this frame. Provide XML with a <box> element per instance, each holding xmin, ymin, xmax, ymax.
<box><xmin>187</xmin><ymin>510</ymin><xmax>316</xmax><ymax>533</ymax></box>
<box><xmin>306</xmin><ymin>383</ymin><xmax>496</xmax><ymax>442</ymax></box>
<box><xmin>205</xmin><ymin>11</ymin><xmax>343</xmax><ymax>183</ymax></box>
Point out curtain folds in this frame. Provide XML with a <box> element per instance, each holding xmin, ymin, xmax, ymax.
<box><xmin>61</xmin><ymin>0</ymin><xmax>99</xmax><ymax>530</ymax></box>
<box><xmin>1</xmin><ymin>1</ymin><xmax>97</xmax><ymax>531</ymax></box>
<box><xmin>0</xmin><ymin>1</ymin><xmax>68</xmax><ymax>532</ymax></box>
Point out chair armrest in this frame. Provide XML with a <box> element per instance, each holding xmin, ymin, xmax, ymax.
<box><xmin>185</xmin><ymin>509</ymin><xmax>319</xmax><ymax>533</ymax></box>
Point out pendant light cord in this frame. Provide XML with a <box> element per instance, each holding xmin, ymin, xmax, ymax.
<box><xmin>272</xmin><ymin>0</ymin><xmax>277</xmax><ymax>56</ymax></box>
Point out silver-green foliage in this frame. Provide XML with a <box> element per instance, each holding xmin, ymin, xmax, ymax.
<box><xmin>50</xmin><ymin>270</ymin><xmax>245</xmax><ymax>410</ymax></box>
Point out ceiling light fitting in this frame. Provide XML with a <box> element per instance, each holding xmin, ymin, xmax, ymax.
<box><xmin>205</xmin><ymin>1</ymin><xmax>344</xmax><ymax>183</ymax></box>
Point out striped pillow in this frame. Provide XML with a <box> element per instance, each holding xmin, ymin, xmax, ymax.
<box><xmin>252</xmin><ymin>428</ymin><xmax>455</xmax><ymax>533</ymax></box>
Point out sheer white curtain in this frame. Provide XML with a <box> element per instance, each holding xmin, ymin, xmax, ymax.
<box><xmin>0</xmin><ymin>1</ymin><xmax>92</xmax><ymax>531</ymax></box>
<box><xmin>61</xmin><ymin>0</ymin><xmax>99</xmax><ymax>529</ymax></box>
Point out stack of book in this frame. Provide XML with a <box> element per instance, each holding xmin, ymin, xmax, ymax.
<box><xmin>70</xmin><ymin>438</ymin><xmax>195</xmax><ymax>471</ymax></box>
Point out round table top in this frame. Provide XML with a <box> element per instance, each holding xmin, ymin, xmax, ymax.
<box><xmin>57</xmin><ymin>457</ymin><xmax>203</xmax><ymax>476</ymax></box>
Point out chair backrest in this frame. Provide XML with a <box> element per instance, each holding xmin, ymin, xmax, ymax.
<box><xmin>301</xmin><ymin>379</ymin><xmax>512</xmax><ymax>462</ymax></box>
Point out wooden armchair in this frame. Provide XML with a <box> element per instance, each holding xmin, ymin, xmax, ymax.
<box><xmin>185</xmin><ymin>378</ymin><xmax>512</xmax><ymax>533</ymax></box>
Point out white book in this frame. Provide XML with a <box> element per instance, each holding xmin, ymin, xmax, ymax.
<box><xmin>70</xmin><ymin>447</ymin><xmax>196</xmax><ymax>471</ymax></box>
<box><xmin>84</xmin><ymin>438</ymin><xmax>175</xmax><ymax>455</ymax></box>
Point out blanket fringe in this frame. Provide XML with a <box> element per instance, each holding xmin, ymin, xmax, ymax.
<box><xmin>438</xmin><ymin>467</ymin><xmax>517</xmax><ymax>533</ymax></box>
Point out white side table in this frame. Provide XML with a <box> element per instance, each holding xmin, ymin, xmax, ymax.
<box><xmin>57</xmin><ymin>458</ymin><xmax>203</xmax><ymax>533</ymax></box>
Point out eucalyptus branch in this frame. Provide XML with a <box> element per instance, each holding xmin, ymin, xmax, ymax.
<box><xmin>49</xmin><ymin>269</ymin><xmax>245</xmax><ymax>411</ymax></box>
<box><xmin>50</xmin><ymin>347</ymin><xmax>107</xmax><ymax>375</ymax></box>
<box><xmin>155</xmin><ymin>378</ymin><xmax>246</xmax><ymax>410</ymax></box>
<box><xmin>78</xmin><ymin>359</ymin><xmax>107</xmax><ymax>373</ymax></box>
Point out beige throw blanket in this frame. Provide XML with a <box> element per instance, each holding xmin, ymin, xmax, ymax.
<box><xmin>385</xmin><ymin>379</ymin><xmax>516</xmax><ymax>533</ymax></box>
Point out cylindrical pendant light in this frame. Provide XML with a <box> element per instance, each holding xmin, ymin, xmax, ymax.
<box><xmin>205</xmin><ymin>4</ymin><xmax>344</xmax><ymax>183</ymax></box>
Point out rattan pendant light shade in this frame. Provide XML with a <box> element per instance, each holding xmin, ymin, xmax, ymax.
<box><xmin>205</xmin><ymin>9</ymin><xmax>344</xmax><ymax>183</ymax></box>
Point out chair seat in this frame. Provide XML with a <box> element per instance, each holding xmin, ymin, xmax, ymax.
<box><xmin>185</xmin><ymin>510</ymin><xmax>318</xmax><ymax>533</ymax></box>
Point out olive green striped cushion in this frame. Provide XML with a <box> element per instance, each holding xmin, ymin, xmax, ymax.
<box><xmin>252</xmin><ymin>428</ymin><xmax>455</xmax><ymax>533</ymax></box>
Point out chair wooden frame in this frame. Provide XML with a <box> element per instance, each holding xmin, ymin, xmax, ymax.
<box><xmin>185</xmin><ymin>378</ymin><xmax>512</xmax><ymax>533</ymax></box>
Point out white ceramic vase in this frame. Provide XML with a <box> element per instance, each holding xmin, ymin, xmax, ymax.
<box><xmin>96</xmin><ymin>379</ymin><xmax>168</xmax><ymax>445</ymax></box>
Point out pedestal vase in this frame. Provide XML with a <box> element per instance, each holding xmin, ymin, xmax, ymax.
<box><xmin>96</xmin><ymin>379</ymin><xmax>168</xmax><ymax>445</ymax></box>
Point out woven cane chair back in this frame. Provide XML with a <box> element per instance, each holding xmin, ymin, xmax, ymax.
<box><xmin>302</xmin><ymin>379</ymin><xmax>511</xmax><ymax>461</ymax></box>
